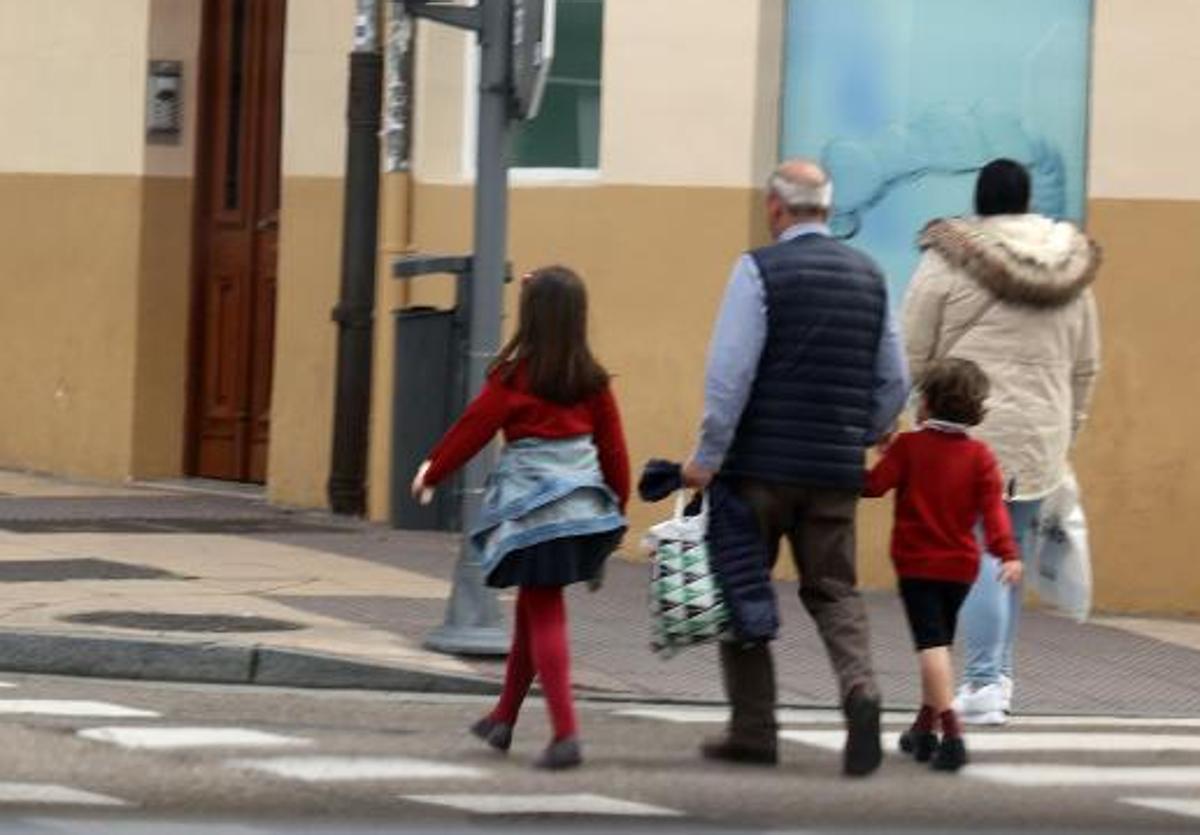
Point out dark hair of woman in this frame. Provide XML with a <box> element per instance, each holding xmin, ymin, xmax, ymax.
<box><xmin>975</xmin><ymin>158</ymin><xmax>1031</xmax><ymax>217</ymax></box>
<box><xmin>921</xmin><ymin>358</ymin><xmax>990</xmax><ymax>426</ymax></box>
<box><xmin>491</xmin><ymin>265</ymin><xmax>610</xmax><ymax>404</ymax></box>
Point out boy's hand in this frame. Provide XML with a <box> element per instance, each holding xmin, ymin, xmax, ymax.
<box><xmin>411</xmin><ymin>461</ymin><xmax>434</xmax><ymax>506</ymax></box>
<box><xmin>998</xmin><ymin>560</ymin><xmax>1023</xmax><ymax>586</ymax></box>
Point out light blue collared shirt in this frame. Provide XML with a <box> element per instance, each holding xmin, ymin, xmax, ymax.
<box><xmin>693</xmin><ymin>222</ymin><xmax>910</xmax><ymax>471</ymax></box>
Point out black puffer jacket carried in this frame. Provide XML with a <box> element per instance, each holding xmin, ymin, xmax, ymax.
<box><xmin>638</xmin><ymin>460</ymin><xmax>778</xmax><ymax>643</ymax></box>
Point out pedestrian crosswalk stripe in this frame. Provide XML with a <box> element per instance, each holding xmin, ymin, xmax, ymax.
<box><xmin>79</xmin><ymin>726</ymin><xmax>313</xmax><ymax>751</ymax></box>
<box><xmin>0</xmin><ymin>700</ymin><xmax>158</xmax><ymax>718</ymax></box>
<box><xmin>403</xmin><ymin>793</ymin><xmax>682</xmax><ymax>817</ymax></box>
<box><xmin>1122</xmin><ymin>797</ymin><xmax>1200</xmax><ymax>821</ymax></box>
<box><xmin>1009</xmin><ymin>716</ymin><xmax>1200</xmax><ymax>729</ymax></box>
<box><xmin>228</xmin><ymin>756</ymin><xmax>487</xmax><ymax>782</ymax></box>
<box><xmin>783</xmin><ymin>730</ymin><xmax>1200</xmax><ymax>754</ymax></box>
<box><xmin>617</xmin><ymin>707</ymin><xmax>894</xmax><ymax>725</ymax></box>
<box><xmin>616</xmin><ymin>705</ymin><xmax>1200</xmax><ymax>729</ymax></box>
<box><xmin>0</xmin><ymin>782</ymin><xmax>129</xmax><ymax>807</ymax></box>
<box><xmin>966</xmin><ymin>766</ymin><xmax>1200</xmax><ymax>787</ymax></box>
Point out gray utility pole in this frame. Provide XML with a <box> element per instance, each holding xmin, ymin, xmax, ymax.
<box><xmin>401</xmin><ymin>0</ymin><xmax>518</xmax><ymax>655</ymax></box>
<box><xmin>459</xmin><ymin>0</ymin><xmax>510</xmax><ymax>556</ymax></box>
<box><xmin>328</xmin><ymin>0</ymin><xmax>384</xmax><ymax>516</ymax></box>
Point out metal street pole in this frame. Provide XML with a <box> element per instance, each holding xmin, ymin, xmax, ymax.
<box><xmin>328</xmin><ymin>0</ymin><xmax>384</xmax><ymax>516</ymax></box>
<box><xmin>422</xmin><ymin>0</ymin><xmax>511</xmax><ymax>655</ymax></box>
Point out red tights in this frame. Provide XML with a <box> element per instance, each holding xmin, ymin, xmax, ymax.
<box><xmin>490</xmin><ymin>586</ymin><xmax>577</xmax><ymax>741</ymax></box>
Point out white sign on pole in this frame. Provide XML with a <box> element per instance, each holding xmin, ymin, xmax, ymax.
<box><xmin>511</xmin><ymin>0</ymin><xmax>556</xmax><ymax>120</ymax></box>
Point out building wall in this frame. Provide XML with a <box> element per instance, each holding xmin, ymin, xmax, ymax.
<box><xmin>0</xmin><ymin>0</ymin><xmax>195</xmax><ymax>481</ymax></box>
<box><xmin>132</xmin><ymin>0</ymin><xmax>201</xmax><ymax>478</ymax></box>
<box><xmin>266</xmin><ymin>0</ymin><xmax>354</xmax><ymax>508</ymax></box>
<box><xmin>1073</xmin><ymin>0</ymin><xmax>1200</xmax><ymax>613</ymax></box>
<box><xmin>2</xmin><ymin>0</ymin><xmax>1195</xmax><ymax>614</ymax></box>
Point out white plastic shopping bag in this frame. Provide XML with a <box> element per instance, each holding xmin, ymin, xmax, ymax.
<box><xmin>643</xmin><ymin>493</ymin><xmax>729</xmax><ymax>658</ymax></box>
<box><xmin>1032</xmin><ymin>469</ymin><xmax>1092</xmax><ymax>622</ymax></box>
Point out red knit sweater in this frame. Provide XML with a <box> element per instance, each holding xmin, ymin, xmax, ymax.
<box><xmin>424</xmin><ymin>366</ymin><xmax>631</xmax><ymax>509</ymax></box>
<box><xmin>864</xmin><ymin>426</ymin><xmax>1018</xmax><ymax>583</ymax></box>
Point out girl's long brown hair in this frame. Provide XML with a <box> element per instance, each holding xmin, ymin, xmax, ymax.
<box><xmin>491</xmin><ymin>265</ymin><xmax>609</xmax><ymax>404</ymax></box>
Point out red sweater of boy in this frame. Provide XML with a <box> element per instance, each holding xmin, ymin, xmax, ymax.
<box><xmin>864</xmin><ymin>426</ymin><xmax>1018</xmax><ymax>583</ymax></box>
<box><xmin>423</xmin><ymin>366</ymin><xmax>631</xmax><ymax>509</ymax></box>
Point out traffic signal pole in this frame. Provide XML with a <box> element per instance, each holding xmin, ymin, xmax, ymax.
<box><xmin>404</xmin><ymin>0</ymin><xmax>513</xmax><ymax>655</ymax></box>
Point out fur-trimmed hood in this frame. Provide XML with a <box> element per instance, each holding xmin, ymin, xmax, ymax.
<box><xmin>919</xmin><ymin>215</ymin><xmax>1101</xmax><ymax>309</ymax></box>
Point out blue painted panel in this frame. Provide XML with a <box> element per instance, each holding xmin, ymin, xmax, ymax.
<box><xmin>781</xmin><ymin>0</ymin><xmax>1093</xmax><ymax>300</ymax></box>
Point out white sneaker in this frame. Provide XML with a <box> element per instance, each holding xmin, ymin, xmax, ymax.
<box><xmin>1000</xmin><ymin>675</ymin><xmax>1014</xmax><ymax>714</ymax></box>
<box><xmin>953</xmin><ymin>682</ymin><xmax>1008</xmax><ymax>726</ymax></box>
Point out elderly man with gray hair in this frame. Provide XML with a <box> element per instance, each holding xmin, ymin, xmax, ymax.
<box><xmin>683</xmin><ymin>159</ymin><xmax>909</xmax><ymax>776</ymax></box>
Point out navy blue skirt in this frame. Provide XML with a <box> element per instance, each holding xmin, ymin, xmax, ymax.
<box><xmin>485</xmin><ymin>530</ymin><xmax>623</xmax><ymax>589</ymax></box>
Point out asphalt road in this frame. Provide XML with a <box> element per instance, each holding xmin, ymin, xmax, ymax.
<box><xmin>0</xmin><ymin>672</ymin><xmax>1194</xmax><ymax>833</ymax></box>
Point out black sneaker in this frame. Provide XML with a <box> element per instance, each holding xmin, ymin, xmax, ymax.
<box><xmin>700</xmin><ymin>736</ymin><xmax>779</xmax><ymax>766</ymax></box>
<box><xmin>899</xmin><ymin>728</ymin><xmax>939</xmax><ymax>763</ymax></box>
<box><xmin>843</xmin><ymin>690</ymin><xmax>883</xmax><ymax>777</ymax></box>
<box><xmin>931</xmin><ymin>736</ymin><xmax>968</xmax><ymax>772</ymax></box>
<box><xmin>470</xmin><ymin>717</ymin><xmax>513</xmax><ymax>753</ymax></box>
<box><xmin>534</xmin><ymin>737</ymin><xmax>583</xmax><ymax>770</ymax></box>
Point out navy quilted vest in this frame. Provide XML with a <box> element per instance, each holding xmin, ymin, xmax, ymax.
<box><xmin>722</xmin><ymin>234</ymin><xmax>887</xmax><ymax>490</ymax></box>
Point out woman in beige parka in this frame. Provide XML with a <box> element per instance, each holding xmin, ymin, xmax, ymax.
<box><xmin>902</xmin><ymin>159</ymin><xmax>1101</xmax><ymax>726</ymax></box>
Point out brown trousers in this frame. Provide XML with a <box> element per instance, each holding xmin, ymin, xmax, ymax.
<box><xmin>722</xmin><ymin>480</ymin><xmax>879</xmax><ymax>748</ymax></box>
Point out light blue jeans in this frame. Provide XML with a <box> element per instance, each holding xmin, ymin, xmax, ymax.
<box><xmin>962</xmin><ymin>499</ymin><xmax>1044</xmax><ymax>687</ymax></box>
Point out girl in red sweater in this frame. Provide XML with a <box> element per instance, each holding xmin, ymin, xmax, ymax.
<box><xmin>864</xmin><ymin>358</ymin><xmax>1021</xmax><ymax>772</ymax></box>
<box><xmin>411</xmin><ymin>265</ymin><xmax>629</xmax><ymax>771</ymax></box>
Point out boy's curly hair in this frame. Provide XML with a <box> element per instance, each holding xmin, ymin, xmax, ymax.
<box><xmin>921</xmin><ymin>358</ymin><xmax>990</xmax><ymax>426</ymax></box>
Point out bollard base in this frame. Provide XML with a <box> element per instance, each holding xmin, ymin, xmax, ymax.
<box><xmin>425</xmin><ymin>544</ymin><xmax>510</xmax><ymax>658</ymax></box>
<box><xmin>424</xmin><ymin>624</ymin><xmax>510</xmax><ymax>657</ymax></box>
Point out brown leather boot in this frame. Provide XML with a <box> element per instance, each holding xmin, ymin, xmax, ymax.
<box><xmin>701</xmin><ymin>642</ymin><xmax>779</xmax><ymax>765</ymax></box>
<box><xmin>701</xmin><ymin>735</ymin><xmax>778</xmax><ymax>766</ymax></box>
<box><xmin>843</xmin><ymin>686</ymin><xmax>883</xmax><ymax>777</ymax></box>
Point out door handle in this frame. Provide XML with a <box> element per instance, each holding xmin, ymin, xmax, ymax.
<box><xmin>256</xmin><ymin>214</ymin><xmax>279</xmax><ymax>232</ymax></box>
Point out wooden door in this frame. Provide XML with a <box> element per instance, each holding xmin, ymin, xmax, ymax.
<box><xmin>189</xmin><ymin>0</ymin><xmax>286</xmax><ymax>483</ymax></box>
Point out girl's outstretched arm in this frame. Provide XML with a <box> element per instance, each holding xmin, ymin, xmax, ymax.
<box><xmin>421</xmin><ymin>378</ymin><xmax>510</xmax><ymax>487</ymax></box>
<box><xmin>591</xmin><ymin>385</ymin><xmax>630</xmax><ymax>510</ymax></box>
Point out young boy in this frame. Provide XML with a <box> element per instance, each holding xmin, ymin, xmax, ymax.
<box><xmin>864</xmin><ymin>358</ymin><xmax>1022</xmax><ymax>772</ymax></box>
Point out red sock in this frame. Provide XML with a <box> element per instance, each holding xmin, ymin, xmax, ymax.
<box><xmin>940</xmin><ymin>709</ymin><xmax>963</xmax><ymax>739</ymax></box>
<box><xmin>491</xmin><ymin>589</ymin><xmax>535</xmax><ymax>725</ymax></box>
<box><xmin>913</xmin><ymin>705</ymin><xmax>936</xmax><ymax>733</ymax></box>
<box><xmin>522</xmin><ymin>586</ymin><xmax>578</xmax><ymax>741</ymax></box>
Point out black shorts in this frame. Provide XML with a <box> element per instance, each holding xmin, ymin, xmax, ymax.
<box><xmin>899</xmin><ymin>578</ymin><xmax>971</xmax><ymax>651</ymax></box>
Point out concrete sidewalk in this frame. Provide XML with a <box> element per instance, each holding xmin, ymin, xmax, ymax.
<box><xmin>1</xmin><ymin>469</ymin><xmax>1198</xmax><ymax>715</ymax></box>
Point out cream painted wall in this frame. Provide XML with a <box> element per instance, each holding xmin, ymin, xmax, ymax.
<box><xmin>144</xmin><ymin>0</ymin><xmax>202</xmax><ymax>178</ymax></box>
<box><xmin>0</xmin><ymin>0</ymin><xmax>148</xmax><ymax>175</ymax></box>
<box><xmin>0</xmin><ymin>0</ymin><xmax>201</xmax><ymax>178</ymax></box>
<box><xmin>410</xmin><ymin>20</ymin><xmax>473</xmax><ymax>184</ymax></box>
<box><xmin>600</xmin><ymin>0</ymin><xmax>784</xmax><ymax>187</ymax></box>
<box><xmin>281</xmin><ymin>0</ymin><xmax>355</xmax><ymax>177</ymax></box>
<box><xmin>408</xmin><ymin>0</ymin><xmax>786</xmax><ymax>188</ymax></box>
<box><xmin>1090</xmin><ymin>0</ymin><xmax>1200</xmax><ymax>200</ymax></box>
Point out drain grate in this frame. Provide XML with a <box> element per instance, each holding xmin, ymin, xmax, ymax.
<box><xmin>0</xmin><ymin>559</ymin><xmax>181</xmax><ymax>583</ymax></box>
<box><xmin>0</xmin><ymin>517</ymin><xmax>347</xmax><ymax>534</ymax></box>
<box><xmin>60</xmin><ymin>611</ymin><xmax>305</xmax><ymax>633</ymax></box>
